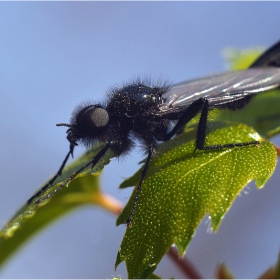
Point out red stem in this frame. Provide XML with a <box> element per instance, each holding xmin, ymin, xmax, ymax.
<box><xmin>167</xmin><ymin>247</ymin><xmax>203</xmax><ymax>279</ymax></box>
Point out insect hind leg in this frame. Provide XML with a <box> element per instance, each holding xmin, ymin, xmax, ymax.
<box><xmin>195</xmin><ymin>98</ymin><xmax>259</xmax><ymax>151</ymax></box>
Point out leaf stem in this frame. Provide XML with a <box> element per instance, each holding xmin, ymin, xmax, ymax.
<box><xmin>273</xmin><ymin>143</ymin><xmax>280</xmax><ymax>157</ymax></box>
<box><xmin>62</xmin><ymin>192</ymin><xmax>123</xmax><ymax>215</ymax></box>
<box><xmin>167</xmin><ymin>247</ymin><xmax>203</xmax><ymax>279</ymax></box>
<box><xmin>95</xmin><ymin>193</ymin><xmax>123</xmax><ymax>215</ymax></box>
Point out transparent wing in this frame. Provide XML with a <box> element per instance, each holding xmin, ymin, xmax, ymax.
<box><xmin>159</xmin><ymin>68</ymin><xmax>280</xmax><ymax>114</ymax></box>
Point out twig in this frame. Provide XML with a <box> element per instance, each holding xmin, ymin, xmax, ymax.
<box><xmin>167</xmin><ymin>247</ymin><xmax>203</xmax><ymax>279</ymax></box>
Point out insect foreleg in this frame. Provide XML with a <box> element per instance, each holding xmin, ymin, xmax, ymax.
<box><xmin>34</xmin><ymin>144</ymin><xmax>110</xmax><ymax>205</ymax></box>
<box><xmin>27</xmin><ymin>144</ymin><xmax>75</xmax><ymax>204</ymax></box>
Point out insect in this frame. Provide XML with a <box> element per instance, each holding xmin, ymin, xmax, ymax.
<box><xmin>28</xmin><ymin>40</ymin><xmax>280</xmax><ymax>225</ymax></box>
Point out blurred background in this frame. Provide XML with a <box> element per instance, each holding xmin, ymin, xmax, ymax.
<box><xmin>1</xmin><ymin>2</ymin><xmax>280</xmax><ymax>278</ymax></box>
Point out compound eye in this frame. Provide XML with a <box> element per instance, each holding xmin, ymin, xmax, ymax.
<box><xmin>74</xmin><ymin>105</ymin><xmax>110</xmax><ymax>135</ymax></box>
<box><xmin>91</xmin><ymin>107</ymin><xmax>109</xmax><ymax>128</ymax></box>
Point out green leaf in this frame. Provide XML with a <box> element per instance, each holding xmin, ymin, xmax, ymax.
<box><xmin>213</xmin><ymin>89</ymin><xmax>280</xmax><ymax>138</ymax></box>
<box><xmin>0</xmin><ymin>146</ymin><xmax>116</xmax><ymax>267</ymax></box>
<box><xmin>217</xmin><ymin>47</ymin><xmax>280</xmax><ymax>141</ymax></box>
<box><xmin>220</xmin><ymin>47</ymin><xmax>280</xmax><ymax>138</ymax></box>
<box><xmin>223</xmin><ymin>46</ymin><xmax>264</xmax><ymax>70</ymax></box>
<box><xmin>116</xmin><ymin>122</ymin><xmax>277</xmax><ymax>278</ymax></box>
<box><xmin>115</xmin><ymin>46</ymin><xmax>280</xmax><ymax>278</ymax></box>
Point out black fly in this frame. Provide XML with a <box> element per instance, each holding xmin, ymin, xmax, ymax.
<box><xmin>28</xmin><ymin>40</ymin><xmax>280</xmax><ymax>225</ymax></box>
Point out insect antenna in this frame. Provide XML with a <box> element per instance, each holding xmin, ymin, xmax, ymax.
<box><xmin>56</xmin><ymin>123</ymin><xmax>72</xmax><ymax>128</ymax></box>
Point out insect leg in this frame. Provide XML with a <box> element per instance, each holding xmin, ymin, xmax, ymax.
<box><xmin>34</xmin><ymin>144</ymin><xmax>110</xmax><ymax>205</ymax></box>
<box><xmin>125</xmin><ymin>144</ymin><xmax>154</xmax><ymax>226</ymax></box>
<box><xmin>163</xmin><ymin>97</ymin><xmax>258</xmax><ymax>150</ymax></box>
<box><xmin>195</xmin><ymin>99</ymin><xmax>259</xmax><ymax>151</ymax></box>
<box><xmin>162</xmin><ymin>97</ymin><xmax>206</xmax><ymax>141</ymax></box>
<box><xmin>27</xmin><ymin>143</ymin><xmax>75</xmax><ymax>204</ymax></box>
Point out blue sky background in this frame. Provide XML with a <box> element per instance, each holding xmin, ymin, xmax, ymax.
<box><xmin>1</xmin><ymin>2</ymin><xmax>280</xmax><ymax>278</ymax></box>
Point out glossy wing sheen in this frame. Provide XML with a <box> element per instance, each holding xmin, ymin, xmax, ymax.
<box><xmin>159</xmin><ymin>68</ymin><xmax>280</xmax><ymax>114</ymax></box>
